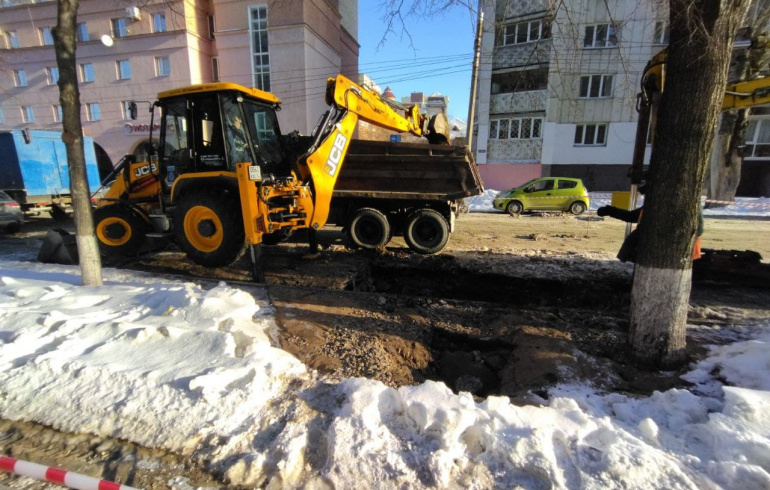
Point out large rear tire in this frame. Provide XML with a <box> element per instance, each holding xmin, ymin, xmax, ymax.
<box><xmin>348</xmin><ymin>208</ymin><xmax>390</xmax><ymax>249</ymax></box>
<box><xmin>404</xmin><ymin>208</ymin><xmax>449</xmax><ymax>254</ymax></box>
<box><xmin>173</xmin><ymin>192</ymin><xmax>244</xmax><ymax>267</ymax></box>
<box><xmin>94</xmin><ymin>205</ymin><xmax>147</xmax><ymax>256</ymax></box>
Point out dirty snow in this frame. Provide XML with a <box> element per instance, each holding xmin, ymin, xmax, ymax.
<box><xmin>0</xmin><ymin>260</ymin><xmax>768</xmax><ymax>488</ymax></box>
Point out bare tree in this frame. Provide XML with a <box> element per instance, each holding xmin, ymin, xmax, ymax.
<box><xmin>629</xmin><ymin>0</ymin><xmax>750</xmax><ymax>367</ymax></box>
<box><xmin>707</xmin><ymin>3</ymin><xmax>770</xmax><ymax>205</ymax></box>
<box><xmin>53</xmin><ymin>0</ymin><xmax>103</xmax><ymax>286</ymax></box>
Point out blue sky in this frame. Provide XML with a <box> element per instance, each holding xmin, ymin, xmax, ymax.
<box><xmin>358</xmin><ymin>4</ymin><xmax>477</xmax><ymax>121</ymax></box>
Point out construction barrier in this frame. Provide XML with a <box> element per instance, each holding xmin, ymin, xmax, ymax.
<box><xmin>0</xmin><ymin>455</ymin><xmax>139</xmax><ymax>490</ymax></box>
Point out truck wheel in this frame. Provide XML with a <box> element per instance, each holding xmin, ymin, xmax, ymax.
<box><xmin>404</xmin><ymin>208</ymin><xmax>449</xmax><ymax>254</ymax></box>
<box><xmin>51</xmin><ymin>204</ymin><xmax>69</xmax><ymax>221</ymax></box>
<box><xmin>348</xmin><ymin>208</ymin><xmax>390</xmax><ymax>249</ymax></box>
<box><xmin>173</xmin><ymin>192</ymin><xmax>244</xmax><ymax>267</ymax></box>
<box><xmin>94</xmin><ymin>205</ymin><xmax>147</xmax><ymax>256</ymax></box>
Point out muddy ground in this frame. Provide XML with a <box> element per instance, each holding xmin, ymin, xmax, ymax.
<box><xmin>1</xmin><ymin>211</ymin><xmax>769</xmax><ymax>488</ymax></box>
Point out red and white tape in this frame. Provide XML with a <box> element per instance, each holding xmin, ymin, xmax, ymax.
<box><xmin>0</xmin><ymin>455</ymin><xmax>139</xmax><ymax>490</ymax></box>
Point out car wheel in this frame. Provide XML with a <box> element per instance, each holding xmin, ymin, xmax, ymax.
<box><xmin>506</xmin><ymin>200</ymin><xmax>523</xmax><ymax>215</ymax></box>
<box><xmin>569</xmin><ymin>201</ymin><xmax>587</xmax><ymax>215</ymax></box>
<box><xmin>404</xmin><ymin>208</ymin><xmax>449</xmax><ymax>254</ymax></box>
<box><xmin>94</xmin><ymin>205</ymin><xmax>148</xmax><ymax>256</ymax></box>
<box><xmin>348</xmin><ymin>208</ymin><xmax>390</xmax><ymax>249</ymax></box>
<box><xmin>173</xmin><ymin>192</ymin><xmax>245</xmax><ymax>267</ymax></box>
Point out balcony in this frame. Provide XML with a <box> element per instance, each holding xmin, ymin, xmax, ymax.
<box><xmin>491</xmin><ymin>90</ymin><xmax>547</xmax><ymax>114</ymax></box>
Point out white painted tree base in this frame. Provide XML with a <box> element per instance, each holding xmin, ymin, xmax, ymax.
<box><xmin>629</xmin><ymin>264</ymin><xmax>691</xmax><ymax>367</ymax></box>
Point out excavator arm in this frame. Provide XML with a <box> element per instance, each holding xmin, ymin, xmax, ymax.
<box><xmin>236</xmin><ymin>74</ymin><xmax>450</xmax><ymax>273</ymax></box>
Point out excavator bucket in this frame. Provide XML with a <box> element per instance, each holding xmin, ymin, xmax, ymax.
<box><xmin>38</xmin><ymin>228</ymin><xmax>79</xmax><ymax>265</ymax></box>
<box><xmin>425</xmin><ymin>113</ymin><xmax>451</xmax><ymax>145</ymax></box>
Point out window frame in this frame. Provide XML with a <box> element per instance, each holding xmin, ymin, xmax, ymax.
<box><xmin>112</xmin><ymin>18</ymin><xmax>128</xmax><ymax>38</ymax></box>
<box><xmin>86</xmin><ymin>103</ymin><xmax>101</xmax><ymax>122</ymax></box>
<box><xmin>152</xmin><ymin>13</ymin><xmax>167</xmax><ymax>33</ymax></box>
<box><xmin>6</xmin><ymin>30</ymin><xmax>20</xmax><ymax>49</ymax></box>
<box><xmin>13</xmin><ymin>69</ymin><xmax>28</xmax><ymax>87</ymax></box>
<box><xmin>574</xmin><ymin>123</ymin><xmax>608</xmax><ymax>146</ymax></box>
<box><xmin>21</xmin><ymin>106</ymin><xmax>35</xmax><ymax>123</ymax></box>
<box><xmin>249</xmin><ymin>4</ymin><xmax>270</xmax><ymax>91</ymax></box>
<box><xmin>53</xmin><ymin>104</ymin><xmax>63</xmax><ymax>122</ymax></box>
<box><xmin>578</xmin><ymin>74</ymin><xmax>614</xmax><ymax>98</ymax></box>
<box><xmin>212</xmin><ymin>56</ymin><xmax>220</xmax><ymax>82</ymax></box>
<box><xmin>501</xmin><ymin>19</ymin><xmax>549</xmax><ymax>46</ymax></box>
<box><xmin>488</xmin><ymin>116</ymin><xmax>544</xmax><ymax>140</ymax></box>
<box><xmin>39</xmin><ymin>27</ymin><xmax>54</xmax><ymax>46</ymax></box>
<box><xmin>46</xmin><ymin>66</ymin><xmax>59</xmax><ymax>85</ymax></box>
<box><xmin>76</xmin><ymin>22</ymin><xmax>90</xmax><ymax>42</ymax></box>
<box><xmin>583</xmin><ymin>23</ymin><xmax>618</xmax><ymax>48</ymax></box>
<box><xmin>653</xmin><ymin>20</ymin><xmax>669</xmax><ymax>45</ymax></box>
<box><xmin>155</xmin><ymin>56</ymin><xmax>171</xmax><ymax>77</ymax></box>
<box><xmin>744</xmin><ymin>116</ymin><xmax>770</xmax><ymax>159</ymax></box>
<box><xmin>79</xmin><ymin>63</ymin><xmax>95</xmax><ymax>83</ymax></box>
<box><xmin>117</xmin><ymin>60</ymin><xmax>132</xmax><ymax>80</ymax></box>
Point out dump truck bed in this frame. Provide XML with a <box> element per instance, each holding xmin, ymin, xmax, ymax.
<box><xmin>334</xmin><ymin>139</ymin><xmax>484</xmax><ymax>201</ymax></box>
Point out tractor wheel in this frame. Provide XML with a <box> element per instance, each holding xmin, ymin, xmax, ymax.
<box><xmin>173</xmin><ymin>192</ymin><xmax>245</xmax><ymax>267</ymax></box>
<box><xmin>404</xmin><ymin>208</ymin><xmax>449</xmax><ymax>254</ymax></box>
<box><xmin>94</xmin><ymin>205</ymin><xmax>147</xmax><ymax>256</ymax></box>
<box><xmin>348</xmin><ymin>208</ymin><xmax>390</xmax><ymax>249</ymax></box>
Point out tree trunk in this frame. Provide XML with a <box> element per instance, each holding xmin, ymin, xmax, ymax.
<box><xmin>53</xmin><ymin>0</ymin><xmax>103</xmax><ymax>286</ymax></box>
<box><xmin>708</xmin><ymin>109</ymin><xmax>747</xmax><ymax>206</ymax></box>
<box><xmin>629</xmin><ymin>0</ymin><xmax>749</xmax><ymax>368</ymax></box>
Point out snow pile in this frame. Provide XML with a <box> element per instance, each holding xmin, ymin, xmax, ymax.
<box><xmin>0</xmin><ymin>261</ymin><xmax>769</xmax><ymax>488</ymax></box>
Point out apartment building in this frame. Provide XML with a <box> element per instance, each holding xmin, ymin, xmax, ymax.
<box><xmin>0</xmin><ymin>0</ymin><xmax>358</xmax><ymax>165</ymax></box>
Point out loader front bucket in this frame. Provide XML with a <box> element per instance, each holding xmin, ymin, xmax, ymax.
<box><xmin>38</xmin><ymin>229</ymin><xmax>79</xmax><ymax>265</ymax></box>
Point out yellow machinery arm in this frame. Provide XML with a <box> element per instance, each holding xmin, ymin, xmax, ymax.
<box><xmin>237</xmin><ymin>74</ymin><xmax>445</xmax><ymax>261</ymax></box>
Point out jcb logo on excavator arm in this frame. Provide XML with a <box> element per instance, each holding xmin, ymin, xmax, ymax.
<box><xmin>133</xmin><ymin>163</ymin><xmax>158</xmax><ymax>179</ymax></box>
<box><xmin>324</xmin><ymin>133</ymin><xmax>347</xmax><ymax>177</ymax></box>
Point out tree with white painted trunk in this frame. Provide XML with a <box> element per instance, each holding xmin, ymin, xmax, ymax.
<box><xmin>52</xmin><ymin>0</ymin><xmax>103</xmax><ymax>286</ymax></box>
<box><xmin>629</xmin><ymin>0</ymin><xmax>750</xmax><ymax>367</ymax></box>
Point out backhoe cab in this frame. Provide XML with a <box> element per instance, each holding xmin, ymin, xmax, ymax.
<box><xmin>94</xmin><ymin>75</ymin><xmax>450</xmax><ymax>278</ymax></box>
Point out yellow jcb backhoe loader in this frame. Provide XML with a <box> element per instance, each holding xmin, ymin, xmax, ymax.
<box><xmin>93</xmin><ymin>75</ymin><xmax>451</xmax><ymax>280</ymax></box>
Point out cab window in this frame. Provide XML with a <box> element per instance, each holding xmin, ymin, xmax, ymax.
<box><xmin>161</xmin><ymin>98</ymin><xmax>191</xmax><ymax>174</ymax></box>
<box><xmin>526</xmin><ymin>179</ymin><xmax>555</xmax><ymax>192</ymax></box>
<box><xmin>241</xmin><ymin>101</ymin><xmax>286</xmax><ymax>175</ymax></box>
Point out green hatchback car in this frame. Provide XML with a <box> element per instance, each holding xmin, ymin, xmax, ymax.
<box><xmin>493</xmin><ymin>177</ymin><xmax>590</xmax><ymax>215</ymax></box>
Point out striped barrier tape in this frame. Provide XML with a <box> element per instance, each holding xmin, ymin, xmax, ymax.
<box><xmin>0</xmin><ymin>455</ymin><xmax>139</xmax><ymax>490</ymax></box>
<box><xmin>490</xmin><ymin>193</ymin><xmax>770</xmax><ymax>209</ymax></box>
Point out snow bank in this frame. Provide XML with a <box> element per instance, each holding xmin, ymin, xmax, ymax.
<box><xmin>467</xmin><ymin>190</ymin><xmax>770</xmax><ymax>217</ymax></box>
<box><xmin>0</xmin><ymin>261</ymin><xmax>769</xmax><ymax>488</ymax></box>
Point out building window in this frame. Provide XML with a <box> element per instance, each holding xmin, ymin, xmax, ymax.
<box><xmin>579</xmin><ymin>75</ymin><xmax>614</xmax><ymax>98</ymax></box>
<box><xmin>489</xmin><ymin>117</ymin><xmax>544</xmax><ymax>140</ymax></box>
<box><xmin>153</xmin><ymin>13</ymin><xmax>167</xmax><ymax>33</ymax></box>
<box><xmin>207</xmin><ymin>15</ymin><xmax>216</xmax><ymax>39</ymax></box>
<box><xmin>491</xmin><ymin>68</ymin><xmax>548</xmax><ymax>94</ymax></box>
<box><xmin>121</xmin><ymin>101</ymin><xmax>134</xmax><ymax>120</ymax></box>
<box><xmin>53</xmin><ymin>105</ymin><xmax>63</xmax><ymax>122</ymax></box>
<box><xmin>112</xmin><ymin>18</ymin><xmax>128</xmax><ymax>38</ymax></box>
<box><xmin>13</xmin><ymin>69</ymin><xmax>27</xmax><ymax>87</ymax></box>
<box><xmin>249</xmin><ymin>5</ymin><xmax>270</xmax><ymax>91</ymax></box>
<box><xmin>46</xmin><ymin>66</ymin><xmax>59</xmax><ymax>85</ymax></box>
<box><xmin>500</xmin><ymin>19</ymin><xmax>550</xmax><ymax>46</ymax></box>
<box><xmin>5</xmin><ymin>31</ymin><xmax>20</xmax><ymax>49</ymax></box>
<box><xmin>39</xmin><ymin>27</ymin><xmax>54</xmax><ymax>46</ymax></box>
<box><xmin>653</xmin><ymin>21</ymin><xmax>669</xmax><ymax>45</ymax></box>
<box><xmin>574</xmin><ymin>123</ymin><xmax>608</xmax><ymax>146</ymax></box>
<box><xmin>584</xmin><ymin>24</ymin><xmax>617</xmax><ymax>48</ymax></box>
<box><xmin>154</xmin><ymin>56</ymin><xmax>171</xmax><ymax>76</ymax></box>
<box><xmin>80</xmin><ymin>63</ymin><xmax>94</xmax><ymax>82</ymax></box>
<box><xmin>21</xmin><ymin>106</ymin><xmax>35</xmax><ymax>123</ymax></box>
<box><xmin>0</xmin><ymin>108</ymin><xmax>4</xmax><ymax>124</ymax></box>
<box><xmin>76</xmin><ymin>22</ymin><xmax>89</xmax><ymax>42</ymax></box>
<box><xmin>212</xmin><ymin>56</ymin><xmax>220</xmax><ymax>82</ymax></box>
<box><xmin>86</xmin><ymin>103</ymin><xmax>101</xmax><ymax>121</ymax></box>
<box><xmin>117</xmin><ymin>60</ymin><xmax>131</xmax><ymax>80</ymax></box>
<box><xmin>744</xmin><ymin>117</ymin><xmax>770</xmax><ymax>158</ymax></box>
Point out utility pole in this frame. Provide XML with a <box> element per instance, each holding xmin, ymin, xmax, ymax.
<box><xmin>466</xmin><ymin>9</ymin><xmax>484</xmax><ymax>151</ymax></box>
